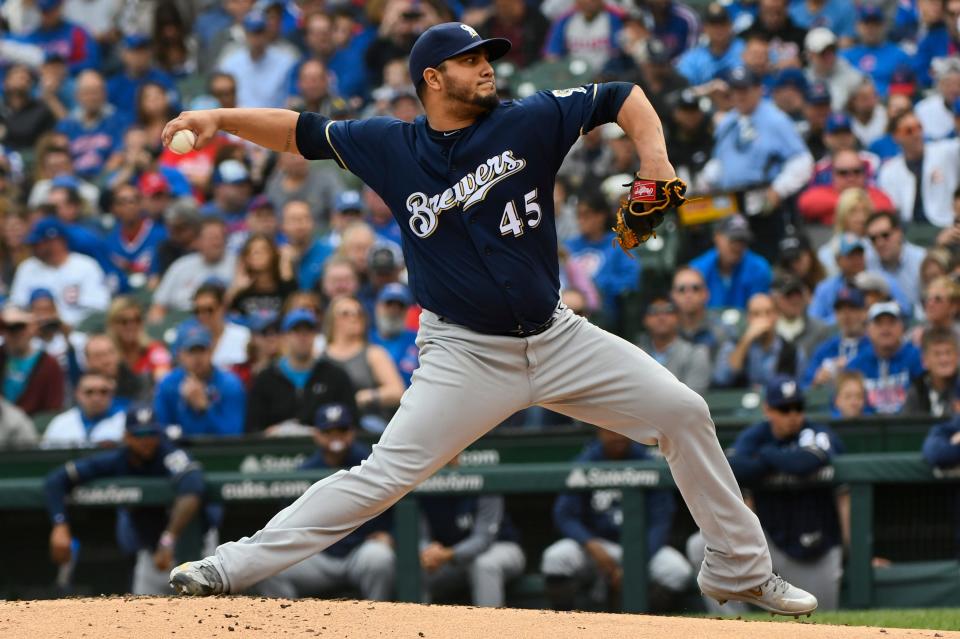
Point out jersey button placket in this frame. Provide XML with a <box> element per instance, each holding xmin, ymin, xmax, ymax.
<box><xmin>484</xmin><ymin>247</ymin><xmax>493</xmax><ymax>256</ymax></box>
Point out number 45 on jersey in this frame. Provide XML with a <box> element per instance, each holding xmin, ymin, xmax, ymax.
<box><xmin>499</xmin><ymin>189</ymin><xmax>542</xmax><ymax>237</ymax></box>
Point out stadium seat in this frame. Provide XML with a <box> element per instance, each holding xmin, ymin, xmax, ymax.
<box><xmin>31</xmin><ymin>411</ymin><xmax>58</xmax><ymax>435</ymax></box>
<box><xmin>905</xmin><ymin>223</ymin><xmax>941</xmax><ymax>247</ymax></box>
<box><xmin>703</xmin><ymin>389</ymin><xmax>763</xmax><ymax>419</ymax></box>
<box><xmin>805</xmin><ymin>385</ymin><xmax>834</xmax><ymax>414</ymax></box>
<box><xmin>870</xmin><ymin>560</ymin><xmax>960</xmax><ymax>608</ymax></box>
<box><xmin>76</xmin><ymin>312</ymin><xmax>107</xmax><ymax>335</ymax></box>
<box><xmin>146</xmin><ymin>310</ymin><xmax>193</xmax><ymax>343</ymax></box>
<box><xmin>505</xmin><ymin>573</ymin><xmax>547</xmax><ymax>609</ymax></box>
<box><xmin>507</xmin><ymin>59</ymin><xmax>594</xmax><ymax>98</ymax></box>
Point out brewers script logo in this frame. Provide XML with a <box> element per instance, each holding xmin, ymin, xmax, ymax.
<box><xmin>460</xmin><ymin>24</ymin><xmax>480</xmax><ymax>39</ymax></box>
<box><xmin>405</xmin><ymin>150</ymin><xmax>527</xmax><ymax>237</ymax></box>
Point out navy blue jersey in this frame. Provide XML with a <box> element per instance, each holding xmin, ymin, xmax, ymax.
<box><xmin>43</xmin><ymin>438</ymin><xmax>205</xmax><ymax>551</ymax></box>
<box><xmin>728</xmin><ymin>420</ymin><xmax>845</xmax><ymax>561</ymax></box>
<box><xmin>419</xmin><ymin>494</ymin><xmax>519</xmax><ymax>548</ymax></box>
<box><xmin>922</xmin><ymin>418</ymin><xmax>960</xmax><ymax>468</ymax></box>
<box><xmin>300</xmin><ymin>442</ymin><xmax>392</xmax><ymax>558</ymax></box>
<box><xmin>552</xmin><ymin>440</ymin><xmax>675</xmax><ymax>556</ymax></box>
<box><xmin>295</xmin><ymin>83</ymin><xmax>633</xmax><ymax>334</ymax></box>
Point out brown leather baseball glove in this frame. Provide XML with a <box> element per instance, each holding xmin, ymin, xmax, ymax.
<box><xmin>612</xmin><ymin>175</ymin><xmax>689</xmax><ymax>253</ymax></box>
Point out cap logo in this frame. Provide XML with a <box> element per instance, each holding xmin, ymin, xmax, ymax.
<box><xmin>631</xmin><ymin>180</ymin><xmax>658</xmax><ymax>201</ymax></box>
<box><xmin>136</xmin><ymin>408</ymin><xmax>152</xmax><ymax>424</ymax></box>
<box><xmin>780</xmin><ymin>380</ymin><xmax>797</xmax><ymax>398</ymax></box>
<box><xmin>325</xmin><ymin>405</ymin><xmax>343</xmax><ymax>422</ymax></box>
<box><xmin>460</xmin><ymin>24</ymin><xmax>480</xmax><ymax>39</ymax></box>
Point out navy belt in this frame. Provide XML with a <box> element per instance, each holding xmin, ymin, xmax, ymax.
<box><xmin>494</xmin><ymin>315</ymin><xmax>557</xmax><ymax>338</ymax></box>
<box><xmin>437</xmin><ymin>306</ymin><xmax>560</xmax><ymax>338</ymax></box>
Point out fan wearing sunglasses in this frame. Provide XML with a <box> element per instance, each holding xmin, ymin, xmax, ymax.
<box><xmin>798</xmin><ymin>148</ymin><xmax>895</xmax><ymax>225</ymax></box>
<box><xmin>670</xmin><ymin>266</ymin><xmax>728</xmax><ymax>354</ymax></box>
<box><xmin>723</xmin><ymin>375</ymin><xmax>846</xmax><ymax>610</ymax></box>
<box><xmin>41</xmin><ymin>372</ymin><xmax>125</xmax><ymax>448</ymax></box>
<box><xmin>864</xmin><ymin>211</ymin><xmax>926</xmax><ymax>307</ymax></box>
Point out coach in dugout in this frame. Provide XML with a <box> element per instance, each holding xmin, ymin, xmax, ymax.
<box><xmin>44</xmin><ymin>406</ymin><xmax>210</xmax><ymax>595</ymax></box>
<box><xmin>718</xmin><ymin>376</ymin><xmax>845</xmax><ymax>610</ymax></box>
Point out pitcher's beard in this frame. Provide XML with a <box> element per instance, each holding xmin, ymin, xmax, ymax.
<box><xmin>446</xmin><ymin>78</ymin><xmax>499</xmax><ymax>113</ymax></box>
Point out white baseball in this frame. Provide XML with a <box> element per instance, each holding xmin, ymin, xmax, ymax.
<box><xmin>168</xmin><ymin>129</ymin><xmax>197</xmax><ymax>155</ymax></box>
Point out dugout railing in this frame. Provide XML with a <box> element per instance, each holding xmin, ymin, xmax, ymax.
<box><xmin>1</xmin><ymin>453</ymin><xmax>958</xmax><ymax>611</ymax></box>
<box><xmin>0</xmin><ymin>414</ymin><xmax>943</xmax><ymax>480</ymax></box>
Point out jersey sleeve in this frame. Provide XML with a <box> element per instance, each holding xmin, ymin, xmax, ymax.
<box><xmin>43</xmin><ymin>452</ymin><xmax>121</xmax><ymax>525</ymax></box>
<box><xmin>525</xmin><ymin>82</ymin><xmax>634</xmax><ymax>169</ymax></box>
<box><xmin>295</xmin><ymin>112</ymin><xmax>398</xmax><ymax>192</ymax></box>
<box><xmin>161</xmin><ymin>446</ymin><xmax>206</xmax><ymax>497</ymax></box>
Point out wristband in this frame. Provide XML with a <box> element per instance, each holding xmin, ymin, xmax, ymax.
<box><xmin>159</xmin><ymin>531</ymin><xmax>176</xmax><ymax>549</ymax></box>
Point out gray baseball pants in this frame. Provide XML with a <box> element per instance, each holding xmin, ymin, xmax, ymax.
<box><xmin>134</xmin><ymin>550</ymin><xmax>172</xmax><ymax>595</ymax></box>
<box><xmin>212</xmin><ymin>307</ymin><xmax>772</xmax><ymax>594</ymax></box>
<box><xmin>769</xmin><ymin>543</ymin><xmax>842</xmax><ymax>611</ymax></box>
<box><xmin>541</xmin><ymin>538</ymin><xmax>693</xmax><ymax>598</ymax></box>
<box><xmin>249</xmin><ymin>539</ymin><xmax>395</xmax><ymax>601</ymax></box>
<box><xmin>422</xmin><ymin>541</ymin><xmax>526</xmax><ymax>607</ymax></box>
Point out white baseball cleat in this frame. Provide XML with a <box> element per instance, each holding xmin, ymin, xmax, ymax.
<box><xmin>699</xmin><ymin>573</ymin><xmax>818</xmax><ymax>617</ymax></box>
<box><xmin>169</xmin><ymin>557</ymin><xmax>225</xmax><ymax>596</ymax></box>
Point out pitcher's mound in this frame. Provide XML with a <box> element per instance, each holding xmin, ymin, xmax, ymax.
<box><xmin>1</xmin><ymin>597</ymin><xmax>956</xmax><ymax>639</ymax></box>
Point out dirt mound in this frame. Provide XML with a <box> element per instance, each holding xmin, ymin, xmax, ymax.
<box><xmin>1</xmin><ymin>597</ymin><xmax>955</xmax><ymax>639</ymax></box>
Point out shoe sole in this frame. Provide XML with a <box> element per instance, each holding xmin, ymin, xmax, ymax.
<box><xmin>701</xmin><ymin>589</ymin><xmax>817</xmax><ymax>618</ymax></box>
<box><xmin>169</xmin><ymin>572</ymin><xmax>214</xmax><ymax>596</ymax></box>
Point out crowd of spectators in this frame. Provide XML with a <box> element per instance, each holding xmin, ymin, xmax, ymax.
<box><xmin>0</xmin><ymin>0</ymin><xmax>959</xmax><ymax>612</ymax></box>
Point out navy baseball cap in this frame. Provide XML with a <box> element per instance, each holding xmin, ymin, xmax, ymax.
<box><xmin>765</xmin><ymin>376</ymin><xmax>805</xmax><ymax>409</ymax></box>
<box><xmin>247</xmin><ymin>194</ymin><xmax>274</xmax><ymax>214</ymax></box>
<box><xmin>826</xmin><ymin>112</ymin><xmax>852</xmax><ymax>133</ymax></box>
<box><xmin>773</xmin><ymin>68</ymin><xmax>808</xmax><ymax>92</ymax></box>
<box><xmin>247</xmin><ymin>311</ymin><xmax>280</xmax><ymax>333</ymax></box>
<box><xmin>805</xmin><ymin>81</ymin><xmax>832</xmax><ymax>105</ymax></box>
<box><xmin>26</xmin><ymin>217</ymin><xmax>68</xmax><ymax>245</ymax></box>
<box><xmin>175</xmin><ymin>322</ymin><xmax>212</xmax><ymax>351</ymax></box>
<box><xmin>123</xmin><ymin>33</ymin><xmax>151</xmax><ymax>49</ymax></box>
<box><xmin>50</xmin><ymin>174</ymin><xmax>80</xmax><ymax>192</ymax></box>
<box><xmin>858</xmin><ymin>4</ymin><xmax>884</xmax><ymax>21</ymax></box>
<box><xmin>282</xmin><ymin>308</ymin><xmax>318</xmax><ymax>332</ymax></box>
<box><xmin>37</xmin><ymin>0</ymin><xmax>62</xmax><ymax>12</ymax></box>
<box><xmin>213</xmin><ymin>159</ymin><xmax>250</xmax><ymax>185</ymax></box>
<box><xmin>834</xmin><ymin>286</ymin><xmax>866</xmax><ymax>309</ymax></box>
<box><xmin>673</xmin><ymin>88</ymin><xmax>701</xmax><ymax>110</ymax></box>
<box><xmin>378</xmin><ymin>283</ymin><xmax>413</xmax><ymax>306</ymax></box>
<box><xmin>646</xmin><ymin>38</ymin><xmax>672</xmax><ymax>64</ymax></box>
<box><xmin>889</xmin><ymin>66</ymin><xmax>916</xmax><ymax>95</ymax></box>
<box><xmin>313</xmin><ymin>403</ymin><xmax>355</xmax><ymax>431</ymax></box>
<box><xmin>28</xmin><ymin>288</ymin><xmax>54</xmax><ymax>305</ymax></box>
<box><xmin>778</xmin><ymin>234</ymin><xmax>810</xmax><ymax>262</ymax></box>
<box><xmin>243</xmin><ymin>11</ymin><xmax>267</xmax><ymax>32</ymax></box>
<box><xmin>716</xmin><ymin>213</ymin><xmax>753</xmax><ymax>242</ymax></box>
<box><xmin>125</xmin><ymin>404</ymin><xmax>163</xmax><ymax>437</ymax></box>
<box><xmin>408</xmin><ymin>22</ymin><xmax>511</xmax><ymax>87</ymax></box>
<box><xmin>772</xmin><ymin>274</ymin><xmax>806</xmax><ymax>295</ymax></box>
<box><xmin>704</xmin><ymin>2</ymin><xmax>731</xmax><ymax>23</ymax></box>
<box><xmin>369</xmin><ymin>245</ymin><xmax>401</xmax><ymax>273</ymax></box>
<box><xmin>335</xmin><ymin>190</ymin><xmax>363</xmax><ymax>212</ymax></box>
<box><xmin>726</xmin><ymin>67</ymin><xmax>761</xmax><ymax>89</ymax></box>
